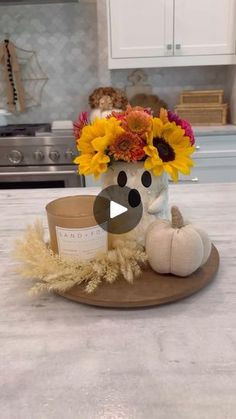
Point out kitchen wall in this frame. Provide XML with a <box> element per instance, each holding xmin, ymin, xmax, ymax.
<box><xmin>0</xmin><ymin>0</ymin><xmax>98</xmax><ymax>123</ymax></box>
<box><xmin>0</xmin><ymin>0</ymin><xmax>231</xmax><ymax>123</ymax></box>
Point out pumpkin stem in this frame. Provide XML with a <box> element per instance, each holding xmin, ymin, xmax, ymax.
<box><xmin>171</xmin><ymin>206</ymin><xmax>184</xmax><ymax>229</ymax></box>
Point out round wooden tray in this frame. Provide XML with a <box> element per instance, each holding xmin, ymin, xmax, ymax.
<box><xmin>57</xmin><ymin>244</ymin><xmax>219</xmax><ymax>308</ymax></box>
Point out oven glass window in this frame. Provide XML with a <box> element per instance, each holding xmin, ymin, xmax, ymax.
<box><xmin>0</xmin><ymin>180</ymin><xmax>65</xmax><ymax>189</ymax></box>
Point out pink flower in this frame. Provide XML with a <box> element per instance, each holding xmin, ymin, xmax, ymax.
<box><xmin>108</xmin><ymin>110</ymin><xmax>126</xmax><ymax>120</ymax></box>
<box><xmin>73</xmin><ymin>112</ymin><xmax>89</xmax><ymax>140</ymax></box>
<box><xmin>168</xmin><ymin>110</ymin><xmax>195</xmax><ymax>145</ymax></box>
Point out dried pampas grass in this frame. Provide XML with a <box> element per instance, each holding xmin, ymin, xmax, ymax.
<box><xmin>14</xmin><ymin>221</ymin><xmax>148</xmax><ymax>294</ymax></box>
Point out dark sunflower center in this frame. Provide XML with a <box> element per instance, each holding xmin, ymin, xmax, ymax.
<box><xmin>153</xmin><ymin>137</ymin><xmax>175</xmax><ymax>162</ymax></box>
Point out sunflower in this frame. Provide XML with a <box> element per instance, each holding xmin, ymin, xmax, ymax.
<box><xmin>75</xmin><ymin>117</ymin><xmax>124</xmax><ymax>177</ymax></box>
<box><xmin>144</xmin><ymin>117</ymin><xmax>195</xmax><ymax>181</ymax></box>
<box><xmin>77</xmin><ymin>117</ymin><xmax>123</xmax><ymax>154</ymax></box>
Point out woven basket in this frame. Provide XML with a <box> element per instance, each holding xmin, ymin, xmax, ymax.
<box><xmin>175</xmin><ymin>104</ymin><xmax>228</xmax><ymax>125</ymax></box>
<box><xmin>180</xmin><ymin>90</ymin><xmax>224</xmax><ymax>106</ymax></box>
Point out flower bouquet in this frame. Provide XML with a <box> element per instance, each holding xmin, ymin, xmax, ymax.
<box><xmin>73</xmin><ymin>106</ymin><xmax>195</xmax><ymax>182</ymax></box>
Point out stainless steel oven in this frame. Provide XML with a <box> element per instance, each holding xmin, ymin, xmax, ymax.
<box><xmin>0</xmin><ymin>165</ymin><xmax>83</xmax><ymax>189</ymax></box>
<box><xmin>0</xmin><ymin>124</ymin><xmax>85</xmax><ymax>189</ymax></box>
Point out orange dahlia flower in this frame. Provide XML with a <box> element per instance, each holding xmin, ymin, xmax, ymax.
<box><xmin>122</xmin><ymin>107</ymin><xmax>152</xmax><ymax>135</ymax></box>
<box><xmin>109</xmin><ymin>131</ymin><xmax>145</xmax><ymax>162</ymax></box>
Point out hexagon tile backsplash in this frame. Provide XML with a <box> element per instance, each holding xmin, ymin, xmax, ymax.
<box><xmin>0</xmin><ymin>2</ymin><xmax>98</xmax><ymax>124</ymax></box>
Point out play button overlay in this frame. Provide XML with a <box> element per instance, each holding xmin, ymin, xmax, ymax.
<box><xmin>110</xmin><ymin>201</ymin><xmax>128</xmax><ymax>219</ymax></box>
<box><xmin>93</xmin><ymin>185</ymin><xmax>143</xmax><ymax>234</ymax></box>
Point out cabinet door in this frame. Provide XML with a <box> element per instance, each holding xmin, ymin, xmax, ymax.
<box><xmin>177</xmin><ymin>157</ymin><xmax>236</xmax><ymax>183</ymax></box>
<box><xmin>174</xmin><ymin>0</ymin><xmax>236</xmax><ymax>55</ymax></box>
<box><xmin>108</xmin><ymin>0</ymin><xmax>174</xmax><ymax>58</ymax></box>
<box><xmin>195</xmin><ymin>134</ymin><xmax>236</xmax><ymax>156</ymax></box>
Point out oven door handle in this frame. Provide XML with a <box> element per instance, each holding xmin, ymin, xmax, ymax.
<box><xmin>0</xmin><ymin>170</ymin><xmax>77</xmax><ymax>176</ymax></box>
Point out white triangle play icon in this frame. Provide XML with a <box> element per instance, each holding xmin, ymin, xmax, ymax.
<box><xmin>110</xmin><ymin>200</ymin><xmax>128</xmax><ymax>219</ymax></box>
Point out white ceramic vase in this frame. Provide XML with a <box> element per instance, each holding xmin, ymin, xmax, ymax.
<box><xmin>102</xmin><ymin>162</ymin><xmax>169</xmax><ymax>246</ymax></box>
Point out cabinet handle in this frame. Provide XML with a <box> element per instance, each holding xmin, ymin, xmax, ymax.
<box><xmin>169</xmin><ymin>177</ymin><xmax>199</xmax><ymax>183</ymax></box>
<box><xmin>166</xmin><ymin>44</ymin><xmax>172</xmax><ymax>50</ymax></box>
<box><xmin>0</xmin><ymin>170</ymin><xmax>77</xmax><ymax>176</ymax></box>
<box><xmin>180</xmin><ymin>177</ymin><xmax>199</xmax><ymax>183</ymax></box>
<box><xmin>196</xmin><ymin>145</ymin><xmax>200</xmax><ymax>150</ymax></box>
<box><xmin>175</xmin><ymin>44</ymin><xmax>181</xmax><ymax>50</ymax></box>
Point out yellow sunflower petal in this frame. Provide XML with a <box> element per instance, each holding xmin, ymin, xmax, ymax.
<box><xmin>75</xmin><ymin>153</ymin><xmax>94</xmax><ymax>175</ymax></box>
<box><xmin>78</xmin><ymin>139</ymin><xmax>94</xmax><ymax>154</ymax></box>
<box><xmin>172</xmin><ymin>160</ymin><xmax>191</xmax><ymax>175</ymax></box>
<box><xmin>164</xmin><ymin>164</ymin><xmax>179</xmax><ymax>182</ymax></box>
<box><xmin>93</xmin><ymin>152</ymin><xmax>110</xmax><ymax>164</ymax></box>
<box><xmin>88</xmin><ymin>152</ymin><xmax>110</xmax><ymax>178</ymax></box>
<box><xmin>146</xmin><ymin>130</ymin><xmax>154</xmax><ymax>145</ymax></box>
<box><xmin>92</xmin><ymin>136</ymin><xmax>110</xmax><ymax>152</ymax></box>
<box><xmin>159</xmin><ymin>108</ymin><xmax>168</xmax><ymax>123</ymax></box>
<box><xmin>165</xmin><ymin>126</ymin><xmax>185</xmax><ymax>144</ymax></box>
<box><xmin>152</xmin><ymin>118</ymin><xmax>164</xmax><ymax>138</ymax></box>
<box><xmin>106</xmin><ymin>117</ymin><xmax>124</xmax><ymax>138</ymax></box>
<box><xmin>174</xmin><ymin>143</ymin><xmax>194</xmax><ymax>152</ymax></box>
<box><xmin>73</xmin><ymin>156</ymin><xmax>81</xmax><ymax>165</ymax></box>
<box><xmin>152</xmin><ymin>165</ymin><xmax>164</xmax><ymax>177</ymax></box>
<box><xmin>143</xmin><ymin>145</ymin><xmax>159</xmax><ymax>158</ymax></box>
<box><xmin>144</xmin><ymin>158</ymin><xmax>154</xmax><ymax>170</ymax></box>
<box><xmin>74</xmin><ymin>153</ymin><xmax>93</xmax><ymax>164</ymax></box>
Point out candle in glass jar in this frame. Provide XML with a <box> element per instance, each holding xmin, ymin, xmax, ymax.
<box><xmin>46</xmin><ymin>195</ymin><xmax>108</xmax><ymax>260</ymax></box>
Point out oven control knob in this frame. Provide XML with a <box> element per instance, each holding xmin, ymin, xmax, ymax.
<box><xmin>49</xmin><ymin>150</ymin><xmax>60</xmax><ymax>162</ymax></box>
<box><xmin>65</xmin><ymin>149</ymin><xmax>75</xmax><ymax>160</ymax></box>
<box><xmin>34</xmin><ymin>150</ymin><xmax>44</xmax><ymax>161</ymax></box>
<box><xmin>8</xmin><ymin>150</ymin><xmax>23</xmax><ymax>164</ymax></box>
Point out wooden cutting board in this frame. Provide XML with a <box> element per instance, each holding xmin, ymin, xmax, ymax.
<box><xmin>57</xmin><ymin>244</ymin><xmax>219</xmax><ymax>308</ymax></box>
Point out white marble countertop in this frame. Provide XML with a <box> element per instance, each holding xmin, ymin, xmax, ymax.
<box><xmin>1</xmin><ymin>184</ymin><xmax>236</xmax><ymax>419</ymax></box>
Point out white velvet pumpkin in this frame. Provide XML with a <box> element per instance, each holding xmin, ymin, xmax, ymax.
<box><xmin>145</xmin><ymin>206</ymin><xmax>212</xmax><ymax>277</ymax></box>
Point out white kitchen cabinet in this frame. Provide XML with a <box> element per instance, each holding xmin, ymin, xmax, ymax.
<box><xmin>107</xmin><ymin>0</ymin><xmax>236</xmax><ymax>69</ymax></box>
<box><xmin>177</xmin><ymin>156</ymin><xmax>236</xmax><ymax>184</ymax></box>
<box><xmin>177</xmin><ymin>132</ymin><xmax>236</xmax><ymax>184</ymax></box>
<box><xmin>175</xmin><ymin>0</ymin><xmax>236</xmax><ymax>56</ymax></box>
<box><xmin>108</xmin><ymin>0</ymin><xmax>173</xmax><ymax>59</ymax></box>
